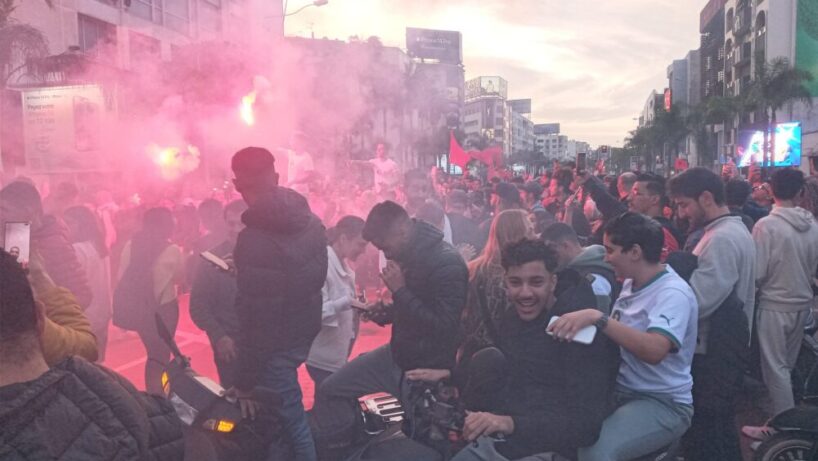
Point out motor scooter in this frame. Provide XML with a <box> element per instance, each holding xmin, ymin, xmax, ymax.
<box><xmin>154</xmin><ymin>314</ymin><xmax>288</xmax><ymax>461</ymax></box>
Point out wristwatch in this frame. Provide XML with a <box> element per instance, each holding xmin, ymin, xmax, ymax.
<box><xmin>594</xmin><ymin>313</ymin><xmax>610</xmax><ymax>331</ymax></box>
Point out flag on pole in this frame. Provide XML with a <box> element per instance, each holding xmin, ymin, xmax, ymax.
<box><xmin>449</xmin><ymin>131</ymin><xmax>470</xmax><ymax>168</ymax></box>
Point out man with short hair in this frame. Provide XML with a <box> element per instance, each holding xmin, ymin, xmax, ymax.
<box><xmin>0</xmin><ymin>250</ymin><xmax>184</xmax><ymax>460</ymax></box>
<box><xmin>725</xmin><ymin>179</ymin><xmax>756</xmax><ymax>232</ymax></box>
<box><xmin>549</xmin><ymin>212</ymin><xmax>698</xmax><ymax>461</ymax></box>
<box><xmin>190</xmin><ymin>199</ymin><xmax>248</xmax><ymax>388</ymax></box>
<box><xmin>750</xmin><ymin>169</ymin><xmax>818</xmax><ymax>419</ymax></box>
<box><xmin>230</xmin><ymin>147</ymin><xmax>328</xmax><ymax>461</ymax></box>
<box><xmin>450</xmin><ymin>239</ymin><xmax>619</xmax><ymax>461</ymax></box>
<box><xmin>628</xmin><ymin>173</ymin><xmax>684</xmax><ymax>252</ymax></box>
<box><xmin>311</xmin><ymin>200</ymin><xmax>468</xmax><ymax>454</ymax></box>
<box><xmin>617</xmin><ymin>172</ymin><xmax>637</xmax><ymax>202</ymax></box>
<box><xmin>541</xmin><ymin>222</ymin><xmax>617</xmax><ymax>313</ymax></box>
<box><xmin>520</xmin><ymin>181</ymin><xmax>545</xmax><ymax>213</ymax></box>
<box><xmin>668</xmin><ymin>166</ymin><xmax>755</xmax><ymax>460</ymax></box>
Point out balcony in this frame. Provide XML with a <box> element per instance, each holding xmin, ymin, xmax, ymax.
<box><xmin>734</xmin><ymin>6</ymin><xmax>752</xmax><ymax>37</ymax></box>
<box><xmin>735</xmin><ymin>42</ymin><xmax>752</xmax><ymax>68</ymax></box>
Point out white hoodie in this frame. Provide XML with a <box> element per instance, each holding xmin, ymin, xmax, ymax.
<box><xmin>753</xmin><ymin>206</ymin><xmax>818</xmax><ymax>311</ymax></box>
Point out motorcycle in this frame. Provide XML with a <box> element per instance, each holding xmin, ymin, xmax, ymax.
<box><xmin>154</xmin><ymin>314</ymin><xmax>288</xmax><ymax>461</ymax></box>
<box><xmin>752</xmin><ymin>329</ymin><xmax>818</xmax><ymax>461</ymax></box>
<box><xmin>752</xmin><ymin>405</ymin><xmax>818</xmax><ymax>461</ymax></box>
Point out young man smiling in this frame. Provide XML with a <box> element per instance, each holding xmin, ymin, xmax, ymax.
<box><xmin>449</xmin><ymin>239</ymin><xmax>619</xmax><ymax>461</ymax></box>
<box><xmin>549</xmin><ymin>212</ymin><xmax>698</xmax><ymax>461</ymax></box>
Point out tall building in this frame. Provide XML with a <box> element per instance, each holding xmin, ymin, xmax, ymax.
<box><xmin>639</xmin><ymin>90</ymin><xmax>664</xmax><ymax>127</ymax></box>
<box><xmin>8</xmin><ymin>0</ymin><xmax>281</xmax><ymax>75</ymax></box>
<box><xmin>540</xmin><ymin>134</ymin><xmax>569</xmax><ymax>160</ymax></box>
<box><xmin>463</xmin><ymin>76</ymin><xmax>511</xmax><ymax>154</ymax></box>
<box><xmin>508</xmin><ymin>99</ymin><xmax>535</xmax><ymax>156</ymax></box>
<box><xmin>721</xmin><ymin>0</ymin><xmax>818</xmax><ymax>166</ymax></box>
<box><xmin>700</xmin><ymin>0</ymin><xmax>728</xmax><ymax>102</ymax></box>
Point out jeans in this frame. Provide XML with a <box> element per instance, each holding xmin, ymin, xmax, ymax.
<box><xmin>578</xmin><ymin>388</ymin><xmax>693</xmax><ymax>461</ymax></box>
<box><xmin>311</xmin><ymin>344</ymin><xmax>404</xmax><ymax>447</ymax></box>
<box><xmin>306</xmin><ymin>365</ymin><xmax>334</xmax><ymax>402</ymax></box>
<box><xmin>137</xmin><ymin>302</ymin><xmax>179</xmax><ymax>395</ymax></box>
<box><xmin>259</xmin><ymin>344</ymin><xmax>316</xmax><ymax>461</ymax></box>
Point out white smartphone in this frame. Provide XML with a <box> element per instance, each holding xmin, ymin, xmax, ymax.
<box><xmin>547</xmin><ymin>315</ymin><xmax>597</xmax><ymax>345</ymax></box>
<box><xmin>200</xmin><ymin>251</ymin><xmax>230</xmax><ymax>272</ymax></box>
<box><xmin>4</xmin><ymin>222</ymin><xmax>31</xmax><ymax>266</ymax></box>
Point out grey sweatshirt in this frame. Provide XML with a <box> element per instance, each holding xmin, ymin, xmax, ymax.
<box><xmin>568</xmin><ymin>245</ymin><xmax>615</xmax><ymax>313</ymax></box>
<box><xmin>690</xmin><ymin>215</ymin><xmax>756</xmax><ymax>354</ymax></box>
<box><xmin>753</xmin><ymin>206</ymin><xmax>818</xmax><ymax>312</ymax></box>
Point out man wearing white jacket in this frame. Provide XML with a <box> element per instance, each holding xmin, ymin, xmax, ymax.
<box><xmin>307</xmin><ymin>216</ymin><xmax>369</xmax><ymax>396</ymax></box>
<box><xmin>752</xmin><ymin>168</ymin><xmax>818</xmax><ymax>419</ymax></box>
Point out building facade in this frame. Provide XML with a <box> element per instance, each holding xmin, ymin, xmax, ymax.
<box><xmin>463</xmin><ymin>76</ymin><xmax>511</xmax><ymax>154</ymax></box>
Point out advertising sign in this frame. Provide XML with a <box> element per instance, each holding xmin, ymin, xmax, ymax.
<box><xmin>465</xmin><ymin>76</ymin><xmax>508</xmax><ymax>101</ymax></box>
<box><xmin>664</xmin><ymin>88</ymin><xmax>673</xmax><ymax>112</ymax></box>
<box><xmin>21</xmin><ymin>85</ymin><xmax>108</xmax><ymax>172</ymax></box>
<box><xmin>629</xmin><ymin>156</ymin><xmax>640</xmax><ymax>171</ymax></box>
<box><xmin>406</xmin><ymin>28</ymin><xmax>463</xmax><ymax>64</ymax></box>
<box><xmin>796</xmin><ymin>0</ymin><xmax>818</xmax><ymax>96</ymax></box>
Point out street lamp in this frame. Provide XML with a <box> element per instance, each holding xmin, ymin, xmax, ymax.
<box><xmin>283</xmin><ymin>0</ymin><xmax>328</xmax><ymax>17</ymax></box>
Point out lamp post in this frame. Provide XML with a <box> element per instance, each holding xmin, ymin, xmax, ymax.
<box><xmin>279</xmin><ymin>0</ymin><xmax>328</xmax><ymax>33</ymax></box>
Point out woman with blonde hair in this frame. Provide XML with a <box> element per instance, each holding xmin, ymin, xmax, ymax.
<box><xmin>461</xmin><ymin>209</ymin><xmax>534</xmax><ymax>357</ymax></box>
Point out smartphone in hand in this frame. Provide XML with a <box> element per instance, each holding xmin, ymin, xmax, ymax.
<box><xmin>4</xmin><ymin>222</ymin><xmax>31</xmax><ymax>266</ymax></box>
<box><xmin>200</xmin><ymin>251</ymin><xmax>231</xmax><ymax>272</ymax></box>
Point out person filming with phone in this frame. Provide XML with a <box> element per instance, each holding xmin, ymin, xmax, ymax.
<box><xmin>548</xmin><ymin>212</ymin><xmax>698</xmax><ymax>461</ymax></box>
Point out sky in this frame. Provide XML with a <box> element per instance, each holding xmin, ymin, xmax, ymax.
<box><xmin>285</xmin><ymin>0</ymin><xmax>704</xmax><ymax>147</ymax></box>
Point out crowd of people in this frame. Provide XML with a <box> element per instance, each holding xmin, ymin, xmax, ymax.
<box><xmin>2</xmin><ymin>140</ymin><xmax>818</xmax><ymax>461</ymax></box>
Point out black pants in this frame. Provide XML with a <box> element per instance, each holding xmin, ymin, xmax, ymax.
<box><xmin>681</xmin><ymin>352</ymin><xmax>743</xmax><ymax>461</ymax></box>
<box><xmin>137</xmin><ymin>302</ymin><xmax>179</xmax><ymax>395</ymax></box>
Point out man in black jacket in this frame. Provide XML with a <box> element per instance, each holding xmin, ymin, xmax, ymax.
<box><xmin>311</xmin><ymin>201</ymin><xmax>468</xmax><ymax>450</ymax></box>
<box><xmin>0</xmin><ymin>250</ymin><xmax>184</xmax><ymax>461</ymax></box>
<box><xmin>450</xmin><ymin>239</ymin><xmax>620</xmax><ymax>461</ymax></box>
<box><xmin>190</xmin><ymin>199</ymin><xmax>247</xmax><ymax>388</ymax></box>
<box><xmin>230</xmin><ymin>147</ymin><xmax>328</xmax><ymax>461</ymax></box>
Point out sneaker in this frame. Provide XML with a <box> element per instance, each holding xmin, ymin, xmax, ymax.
<box><xmin>750</xmin><ymin>441</ymin><xmax>762</xmax><ymax>451</ymax></box>
<box><xmin>742</xmin><ymin>425</ymin><xmax>776</xmax><ymax>441</ymax></box>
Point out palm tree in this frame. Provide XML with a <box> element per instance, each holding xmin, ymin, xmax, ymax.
<box><xmin>745</xmin><ymin>56</ymin><xmax>814</xmax><ymax>168</ymax></box>
<box><xmin>1</xmin><ymin>0</ymin><xmax>53</xmax><ymax>86</ymax></box>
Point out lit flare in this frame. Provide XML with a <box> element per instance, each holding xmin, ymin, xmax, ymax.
<box><xmin>240</xmin><ymin>91</ymin><xmax>257</xmax><ymax>126</ymax></box>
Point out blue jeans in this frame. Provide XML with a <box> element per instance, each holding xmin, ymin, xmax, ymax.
<box><xmin>259</xmin><ymin>345</ymin><xmax>316</xmax><ymax>461</ymax></box>
<box><xmin>578</xmin><ymin>388</ymin><xmax>693</xmax><ymax>461</ymax></box>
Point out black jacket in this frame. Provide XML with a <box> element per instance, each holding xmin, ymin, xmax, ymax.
<box><xmin>493</xmin><ymin>270</ymin><xmax>621</xmax><ymax>460</ymax></box>
<box><xmin>0</xmin><ymin>357</ymin><xmax>184</xmax><ymax>461</ymax></box>
<box><xmin>386</xmin><ymin>220</ymin><xmax>469</xmax><ymax>371</ymax></box>
<box><xmin>190</xmin><ymin>240</ymin><xmax>240</xmax><ymax>343</ymax></box>
<box><xmin>234</xmin><ymin>187</ymin><xmax>328</xmax><ymax>390</ymax></box>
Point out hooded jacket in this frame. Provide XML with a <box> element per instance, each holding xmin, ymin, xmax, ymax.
<box><xmin>388</xmin><ymin>220</ymin><xmax>469</xmax><ymax>371</ymax></box>
<box><xmin>39</xmin><ymin>286</ymin><xmax>99</xmax><ymax>365</ymax></box>
<box><xmin>567</xmin><ymin>244</ymin><xmax>618</xmax><ymax>313</ymax></box>
<box><xmin>0</xmin><ymin>357</ymin><xmax>184</xmax><ymax>461</ymax></box>
<box><xmin>753</xmin><ymin>206</ymin><xmax>818</xmax><ymax>311</ymax></box>
<box><xmin>33</xmin><ymin>215</ymin><xmax>93</xmax><ymax>309</ymax></box>
<box><xmin>233</xmin><ymin>187</ymin><xmax>328</xmax><ymax>390</ymax></box>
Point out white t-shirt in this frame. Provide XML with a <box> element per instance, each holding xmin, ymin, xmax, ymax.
<box><xmin>612</xmin><ymin>265</ymin><xmax>698</xmax><ymax>404</ymax></box>
<box><xmin>369</xmin><ymin>158</ymin><xmax>400</xmax><ymax>190</ymax></box>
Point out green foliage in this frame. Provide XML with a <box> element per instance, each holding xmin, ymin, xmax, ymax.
<box><xmin>1</xmin><ymin>0</ymin><xmax>52</xmax><ymax>86</ymax></box>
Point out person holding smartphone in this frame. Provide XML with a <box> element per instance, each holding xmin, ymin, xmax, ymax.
<box><xmin>306</xmin><ymin>216</ymin><xmax>370</xmax><ymax>395</ymax></box>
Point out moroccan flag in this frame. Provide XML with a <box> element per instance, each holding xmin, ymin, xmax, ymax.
<box><xmin>449</xmin><ymin>131</ymin><xmax>470</xmax><ymax>168</ymax></box>
<box><xmin>472</xmin><ymin>146</ymin><xmax>503</xmax><ymax>168</ymax></box>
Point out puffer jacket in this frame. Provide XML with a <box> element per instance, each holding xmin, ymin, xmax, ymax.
<box><xmin>387</xmin><ymin>220</ymin><xmax>469</xmax><ymax>371</ymax></box>
<box><xmin>0</xmin><ymin>357</ymin><xmax>184</xmax><ymax>461</ymax></box>
<box><xmin>39</xmin><ymin>286</ymin><xmax>99</xmax><ymax>364</ymax></box>
<box><xmin>33</xmin><ymin>215</ymin><xmax>93</xmax><ymax>309</ymax></box>
<box><xmin>233</xmin><ymin>187</ymin><xmax>328</xmax><ymax>390</ymax></box>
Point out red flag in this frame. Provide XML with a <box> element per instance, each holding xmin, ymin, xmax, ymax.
<box><xmin>472</xmin><ymin>146</ymin><xmax>503</xmax><ymax>168</ymax></box>
<box><xmin>449</xmin><ymin>131</ymin><xmax>470</xmax><ymax>168</ymax></box>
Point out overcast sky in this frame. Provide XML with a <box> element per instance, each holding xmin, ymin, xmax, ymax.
<box><xmin>285</xmin><ymin>0</ymin><xmax>703</xmax><ymax>147</ymax></box>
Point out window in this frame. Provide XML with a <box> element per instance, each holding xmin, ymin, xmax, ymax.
<box><xmin>718</xmin><ymin>70</ymin><xmax>725</xmax><ymax>82</ymax></box>
<box><xmin>199</xmin><ymin>0</ymin><xmax>222</xmax><ymax>32</ymax></box>
<box><xmin>78</xmin><ymin>14</ymin><xmax>117</xmax><ymax>62</ymax></box>
<box><xmin>128</xmin><ymin>0</ymin><xmax>155</xmax><ymax>21</ymax></box>
<box><xmin>130</xmin><ymin>31</ymin><xmax>161</xmax><ymax>63</ymax></box>
<box><xmin>164</xmin><ymin>0</ymin><xmax>191</xmax><ymax>34</ymax></box>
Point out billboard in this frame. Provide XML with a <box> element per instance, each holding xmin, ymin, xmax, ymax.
<box><xmin>797</xmin><ymin>0</ymin><xmax>818</xmax><ymax>96</ymax></box>
<box><xmin>664</xmin><ymin>88</ymin><xmax>672</xmax><ymax>112</ymax></box>
<box><xmin>465</xmin><ymin>76</ymin><xmax>508</xmax><ymax>101</ymax></box>
<box><xmin>734</xmin><ymin>122</ymin><xmax>802</xmax><ymax>167</ymax></box>
<box><xmin>534</xmin><ymin>123</ymin><xmax>560</xmax><ymax>135</ymax></box>
<box><xmin>21</xmin><ymin>85</ymin><xmax>108</xmax><ymax>172</ymax></box>
<box><xmin>508</xmin><ymin>99</ymin><xmax>532</xmax><ymax>114</ymax></box>
<box><xmin>406</xmin><ymin>28</ymin><xmax>463</xmax><ymax>64</ymax></box>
